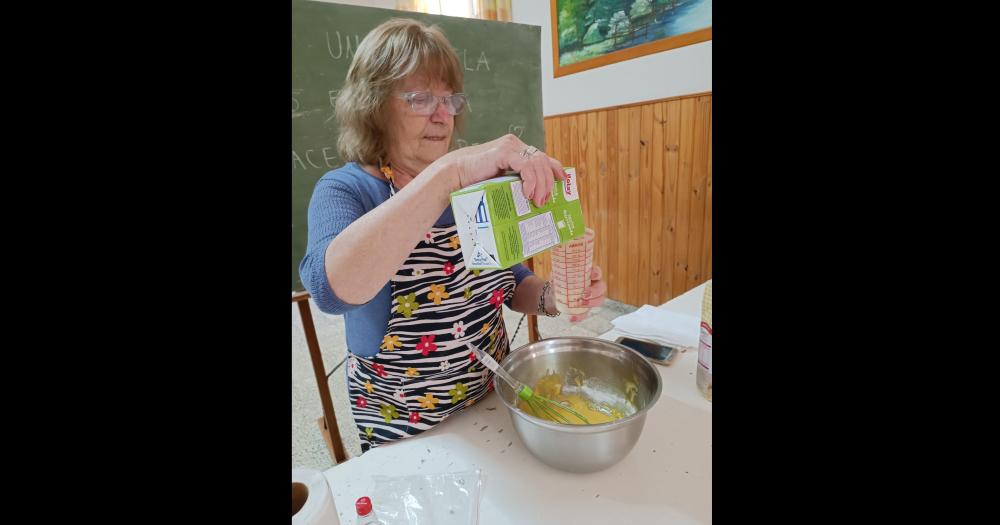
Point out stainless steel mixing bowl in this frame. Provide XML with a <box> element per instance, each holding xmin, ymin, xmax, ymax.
<box><xmin>494</xmin><ymin>337</ymin><xmax>662</xmax><ymax>473</ymax></box>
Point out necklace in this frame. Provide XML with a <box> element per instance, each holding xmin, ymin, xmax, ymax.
<box><xmin>379</xmin><ymin>160</ymin><xmax>398</xmax><ymax>197</ymax></box>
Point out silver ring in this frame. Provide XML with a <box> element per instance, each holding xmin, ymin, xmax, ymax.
<box><xmin>520</xmin><ymin>146</ymin><xmax>539</xmax><ymax>158</ymax></box>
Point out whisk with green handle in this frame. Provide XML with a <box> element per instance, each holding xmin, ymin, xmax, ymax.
<box><xmin>467</xmin><ymin>342</ymin><xmax>589</xmax><ymax>424</ymax></box>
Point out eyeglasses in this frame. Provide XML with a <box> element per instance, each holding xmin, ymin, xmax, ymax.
<box><xmin>398</xmin><ymin>91</ymin><xmax>469</xmax><ymax>116</ymax></box>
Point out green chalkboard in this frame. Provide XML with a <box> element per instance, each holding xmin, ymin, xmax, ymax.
<box><xmin>292</xmin><ymin>0</ymin><xmax>544</xmax><ymax>291</ymax></box>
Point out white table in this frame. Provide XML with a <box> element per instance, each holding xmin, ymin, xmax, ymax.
<box><xmin>323</xmin><ymin>283</ymin><xmax>711</xmax><ymax>524</ymax></box>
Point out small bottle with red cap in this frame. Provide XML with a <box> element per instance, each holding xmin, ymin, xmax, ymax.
<box><xmin>355</xmin><ymin>496</ymin><xmax>380</xmax><ymax>525</ymax></box>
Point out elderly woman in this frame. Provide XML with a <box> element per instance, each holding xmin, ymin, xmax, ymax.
<box><xmin>299</xmin><ymin>18</ymin><xmax>607</xmax><ymax>452</ymax></box>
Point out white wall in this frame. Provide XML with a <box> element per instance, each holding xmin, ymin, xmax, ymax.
<box><xmin>512</xmin><ymin>0</ymin><xmax>711</xmax><ymax>117</ymax></box>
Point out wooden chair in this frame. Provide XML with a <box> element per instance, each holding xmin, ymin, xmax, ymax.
<box><xmin>292</xmin><ymin>291</ymin><xmax>347</xmax><ymax>464</ymax></box>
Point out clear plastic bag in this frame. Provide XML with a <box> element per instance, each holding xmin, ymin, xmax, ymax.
<box><xmin>369</xmin><ymin>469</ymin><xmax>484</xmax><ymax>525</ymax></box>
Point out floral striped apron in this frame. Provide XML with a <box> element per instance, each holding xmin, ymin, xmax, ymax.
<box><xmin>347</xmin><ymin>170</ymin><xmax>515</xmax><ymax>452</ymax></box>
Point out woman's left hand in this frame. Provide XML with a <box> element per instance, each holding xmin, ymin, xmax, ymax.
<box><xmin>569</xmin><ymin>265</ymin><xmax>607</xmax><ymax>323</ymax></box>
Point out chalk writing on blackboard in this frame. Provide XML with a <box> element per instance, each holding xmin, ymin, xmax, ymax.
<box><xmin>325</xmin><ymin>31</ymin><xmax>491</xmax><ymax>72</ymax></box>
<box><xmin>292</xmin><ymin>148</ymin><xmax>339</xmax><ymax>171</ymax></box>
<box><xmin>461</xmin><ymin>49</ymin><xmax>490</xmax><ymax>72</ymax></box>
<box><xmin>326</xmin><ymin>32</ymin><xmax>361</xmax><ymax>60</ymax></box>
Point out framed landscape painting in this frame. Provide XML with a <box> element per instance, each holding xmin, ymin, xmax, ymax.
<box><xmin>551</xmin><ymin>0</ymin><xmax>712</xmax><ymax>77</ymax></box>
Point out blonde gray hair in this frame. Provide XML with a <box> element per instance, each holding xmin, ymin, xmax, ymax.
<box><xmin>335</xmin><ymin>18</ymin><xmax>465</xmax><ymax>165</ymax></box>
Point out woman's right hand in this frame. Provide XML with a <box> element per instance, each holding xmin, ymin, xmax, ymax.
<box><xmin>442</xmin><ymin>134</ymin><xmax>566</xmax><ymax>207</ymax></box>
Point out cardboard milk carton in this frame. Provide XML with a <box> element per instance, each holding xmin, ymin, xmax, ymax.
<box><xmin>450</xmin><ymin>167</ymin><xmax>586</xmax><ymax>269</ymax></box>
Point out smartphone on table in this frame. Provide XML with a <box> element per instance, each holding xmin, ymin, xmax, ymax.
<box><xmin>615</xmin><ymin>336</ymin><xmax>681</xmax><ymax>366</ymax></box>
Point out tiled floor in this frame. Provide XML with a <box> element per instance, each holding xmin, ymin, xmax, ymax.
<box><xmin>291</xmin><ymin>299</ymin><xmax>637</xmax><ymax>470</ymax></box>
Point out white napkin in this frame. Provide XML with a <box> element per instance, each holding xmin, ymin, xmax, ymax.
<box><xmin>611</xmin><ymin>305</ymin><xmax>700</xmax><ymax>350</ymax></box>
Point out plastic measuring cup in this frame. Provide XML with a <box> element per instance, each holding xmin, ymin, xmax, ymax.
<box><xmin>549</xmin><ymin>228</ymin><xmax>595</xmax><ymax>316</ymax></box>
